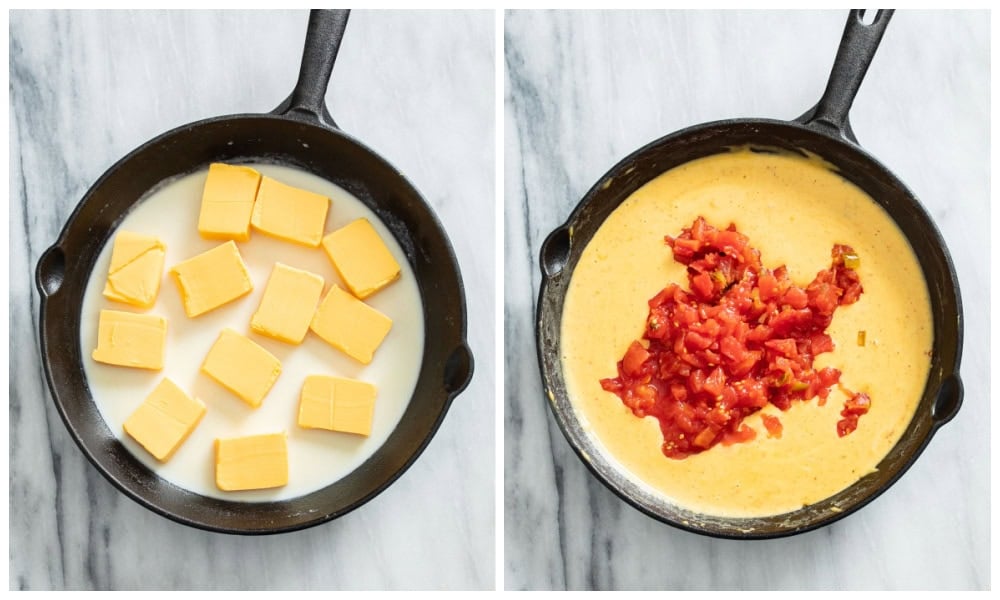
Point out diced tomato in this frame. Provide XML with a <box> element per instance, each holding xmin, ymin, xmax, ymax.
<box><xmin>605</xmin><ymin>218</ymin><xmax>870</xmax><ymax>459</ymax></box>
<box><xmin>783</xmin><ymin>287</ymin><xmax>809</xmax><ymax>309</ymax></box>
<box><xmin>670</xmin><ymin>383</ymin><xmax>687</xmax><ymax>403</ymax></box>
<box><xmin>700</xmin><ymin>318</ymin><xmax>721</xmax><ymax>339</ymax></box>
<box><xmin>839</xmin><ymin>390</ymin><xmax>871</xmax><ymax>437</ymax></box>
<box><xmin>721</xmin><ymin>424</ymin><xmax>757</xmax><ymax>446</ymax></box>
<box><xmin>810</xmin><ymin>333</ymin><xmax>834</xmax><ymax>355</ymax></box>
<box><xmin>646</xmin><ymin>312</ymin><xmax>669</xmax><ymax>339</ymax></box>
<box><xmin>837</xmin><ymin>416</ymin><xmax>858</xmax><ymax>437</ymax></box>
<box><xmin>764</xmin><ymin>338</ymin><xmax>797</xmax><ymax>358</ymax></box>
<box><xmin>807</xmin><ymin>279</ymin><xmax>839</xmax><ymax>316</ymax></box>
<box><xmin>703</xmin><ymin>401</ymin><xmax>728</xmax><ymax>424</ymax></box>
<box><xmin>770</xmin><ymin>308</ymin><xmax>813</xmax><ymax>335</ymax></box>
<box><xmin>761</xmin><ymin>414</ymin><xmax>783</xmax><ymax>438</ymax></box>
<box><xmin>719</xmin><ymin>336</ymin><xmax>746</xmax><ymax>363</ymax></box>
<box><xmin>715</xmin><ymin>230</ymin><xmax>744</xmax><ymax>254</ymax></box>
<box><xmin>702</xmin><ymin>349</ymin><xmax>721</xmax><ymax>366</ymax></box>
<box><xmin>703</xmin><ymin>367</ymin><xmax>725</xmax><ymax>397</ymax></box>
<box><xmin>817</xmin><ymin>367</ymin><xmax>841</xmax><ymax>388</ymax></box>
<box><xmin>746</xmin><ymin>325</ymin><xmax>773</xmax><ymax>343</ymax></box>
<box><xmin>691</xmin><ymin>272</ymin><xmax>715</xmax><ymax>300</ymax></box>
<box><xmin>839</xmin><ymin>275</ymin><xmax>863</xmax><ymax>304</ymax></box>
<box><xmin>675</xmin><ymin>303</ymin><xmax>698</xmax><ymax>326</ymax></box>
<box><xmin>685</xmin><ymin>331</ymin><xmax>713</xmax><ymax>352</ymax></box>
<box><xmin>689</xmin><ymin>216</ymin><xmax>707</xmax><ymax>240</ymax></box>
<box><xmin>688</xmin><ymin>369</ymin><xmax>706</xmax><ymax>394</ymax></box>
<box><xmin>770</xmin><ymin>390</ymin><xmax>792</xmax><ymax>411</ymax></box>
<box><xmin>693</xmin><ymin>427</ymin><xmax>717</xmax><ymax>449</ymax></box>
<box><xmin>669</xmin><ymin>237</ymin><xmax>702</xmax><ymax>261</ymax></box>
<box><xmin>648</xmin><ymin>285</ymin><xmax>674</xmax><ymax>309</ymax></box>
<box><xmin>758</xmin><ymin>272</ymin><xmax>778</xmax><ymax>301</ymax></box>
<box><xmin>622</xmin><ymin>340</ymin><xmax>650</xmax><ymax>377</ymax></box>
<box><xmin>672</xmin><ymin>402</ymin><xmax>697</xmax><ymax>434</ymax></box>
<box><xmin>729</xmin><ymin>352</ymin><xmax>759</xmax><ymax>377</ymax></box>
<box><xmin>634</xmin><ymin>384</ymin><xmax>656</xmax><ymax>407</ymax></box>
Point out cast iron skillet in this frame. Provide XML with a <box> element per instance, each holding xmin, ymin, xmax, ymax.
<box><xmin>35</xmin><ymin>9</ymin><xmax>473</xmax><ymax>535</ymax></box>
<box><xmin>537</xmin><ymin>10</ymin><xmax>963</xmax><ymax>539</ymax></box>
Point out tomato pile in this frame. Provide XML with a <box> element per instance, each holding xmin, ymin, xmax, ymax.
<box><xmin>599</xmin><ymin>217</ymin><xmax>870</xmax><ymax>459</ymax></box>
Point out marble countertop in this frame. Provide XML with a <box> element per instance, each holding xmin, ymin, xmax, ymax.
<box><xmin>504</xmin><ymin>10</ymin><xmax>988</xmax><ymax>591</ymax></box>
<box><xmin>10</xmin><ymin>10</ymin><xmax>494</xmax><ymax>590</ymax></box>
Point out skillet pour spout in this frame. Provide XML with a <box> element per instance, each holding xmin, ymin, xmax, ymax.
<box><xmin>536</xmin><ymin>9</ymin><xmax>963</xmax><ymax>539</ymax></box>
<box><xmin>36</xmin><ymin>9</ymin><xmax>473</xmax><ymax>534</ymax></box>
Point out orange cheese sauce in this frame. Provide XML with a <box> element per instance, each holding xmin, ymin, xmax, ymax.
<box><xmin>561</xmin><ymin>148</ymin><xmax>932</xmax><ymax>518</ymax></box>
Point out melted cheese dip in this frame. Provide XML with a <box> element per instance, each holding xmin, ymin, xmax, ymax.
<box><xmin>80</xmin><ymin>164</ymin><xmax>425</xmax><ymax>502</ymax></box>
<box><xmin>561</xmin><ymin>148</ymin><xmax>932</xmax><ymax>518</ymax></box>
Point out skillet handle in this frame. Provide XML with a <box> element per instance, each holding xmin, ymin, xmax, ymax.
<box><xmin>36</xmin><ymin>244</ymin><xmax>67</xmax><ymax>298</ymax></box>
<box><xmin>444</xmin><ymin>342</ymin><xmax>474</xmax><ymax>398</ymax></box>
<box><xmin>930</xmin><ymin>373</ymin><xmax>963</xmax><ymax>430</ymax></box>
<box><xmin>796</xmin><ymin>9</ymin><xmax>893</xmax><ymax>144</ymax></box>
<box><xmin>272</xmin><ymin>9</ymin><xmax>349</xmax><ymax>129</ymax></box>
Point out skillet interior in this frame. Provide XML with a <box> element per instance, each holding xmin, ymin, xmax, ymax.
<box><xmin>537</xmin><ymin>118</ymin><xmax>962</xmax><ymax>538</ymax></box>
<box><xmin>37</xmin><ymin>113</ymin><xmax>473</xmax><ymax>534</ymax></box>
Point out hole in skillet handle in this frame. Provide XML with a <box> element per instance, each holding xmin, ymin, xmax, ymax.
<box><xmin>36</xmin><ymin>245</ymin><xmax>66</xmax><ymax>298</ymax></box>
<box><xmin>858</xmin><ymin>10</ymin><xmax>879</xmax><ymax>25</ymax></box>
<box><xmin>540</xmin><ymin>226</ymin><xmax>571</xmax><ymax>279</ymax></box>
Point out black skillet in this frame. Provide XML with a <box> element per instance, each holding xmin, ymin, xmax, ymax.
<box><xmin>35</xmin><ymin>9</ymin><xmax>473</xmax><ymax>534</ymax></box>
<box><xmin>537</xmin><ymin>10</ymin><xmax>963</xmax><ymax>539</ymax></box>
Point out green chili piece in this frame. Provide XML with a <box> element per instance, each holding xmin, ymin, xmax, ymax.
<box><xmin>843</xmin><ymin>253</ymin><xmax>861</xmax><ymax>270</ymax></box>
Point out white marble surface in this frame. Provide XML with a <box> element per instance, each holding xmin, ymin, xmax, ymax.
<box><xmin>504</xmin><ymin>10</ymin><xmax>988</xmax><ymax>590</ymax></box>
<box><xmin>10</xmin><ymin>10</ymin><xmax>494</xmax><ymax>590</ymax></box>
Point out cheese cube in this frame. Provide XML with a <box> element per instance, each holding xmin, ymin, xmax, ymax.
<box><xmin>91</xmin><ymin>309</ymin><xmax>167</xmax><ymax>370</ymax></box>
<box><xmin>200</xmin><ymin>328</ymin><xmax>281</xmax><ymax>408</ymax></box>
<box><xmin>169</xmin><ymin>240</ymin><xmax>253</xmax><ymax>318</ymax></box>
<box><xmin>309</xmin><ymin>285</ymin><xmax>393</xmax><ymax>364</ymax></box>
<box><xmin>123</xmin><ymin>378</ymin><xmax>206</xmax><ymax>461</ymax></box>
<box><xmin>215</xmin><ymin>432</ymin><xmax>288</xmax><ymax>491</ymax></box>
<box><xmin>250</xmin><ymin>176</ymin><xmax>330</xmax><ymax>247</ymax></box>
<box><xmin>250</xmin><ymin>263</ymin><xmax>325</xmax><ymax>344</ymax></box>
<box><xmin>321</xmin><ymin>218</ymin><xmax>401</xmax><ymax>299</ymax></box>
<box><xmin>197</xmin><ymin>163</ymin><xmax>262</xmax><ymax>242</ymax></box>
<box><xmin>298</xmin><ymin>375</ymin><xmax>377</xmax><ymax>436</ymax></box>
<box><xmin>102</xmin><ymin>230</ymin><xmax>166</xmax><ymax>308</ymax></box>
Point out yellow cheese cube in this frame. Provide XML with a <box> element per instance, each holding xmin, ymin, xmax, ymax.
<box><xmin>91</xmin><ymin>309</ymin><xmax>167</xmax><ymax>370</ymax></box>
<box><xmin>197</xmin><ymin>163</ymin><xmax>262</xmax><ymax>241</ymax></box>
<box><xmin>250</xmin><ymin>176</ymin><xmax>330</xmax><ymax>247</ymax></box>
<box><xmin>123</xmin><ymin>378</ymin><xmax>206</xmax><ymax>461</ymax></box>
<box><xmin>200</xmin><ymin>328</ymin><xmax>281</xmax><ymax>408</ymax></box>
<box><xmin>102</xmin><ymin>230</ymin><xmax>166</xmax><ymax>308</ymax></box>
<box><xmin>298</xmin><ymin>375</ymin><xmax>377</xmax><ymax>436</ymax></box>
<box><xmin>169</xmin><ymin>240</ymin><xmax>253</xmax><ymax>318</ymax></box>
<box><xmin>321</xmin><ymin>218</ymin><xmax>401</xmax><ymax>299</ymax></box>
<box><xmin>250</xmin><ymin>263</ymin><xmax>325</xmax><ymax>344</ymax></box>
<box><xmin>309</xmin><ymin>285</ymin><xmax>392</xmax><ymax>364</ymax></box>
<box><xmin>215</xmin><ymin>432</ymin><xmax>288</xmax><ymax>491</ymax></box>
